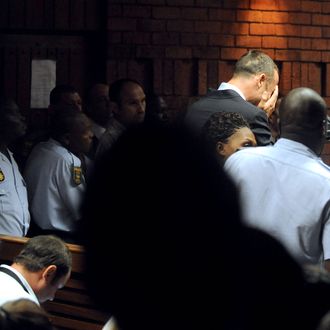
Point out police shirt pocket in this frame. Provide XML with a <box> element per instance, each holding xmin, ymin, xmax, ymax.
<box><xmin>0</xmin><ymin>188</ymin><xmax>8</xmax><ymax>213</ymax></box>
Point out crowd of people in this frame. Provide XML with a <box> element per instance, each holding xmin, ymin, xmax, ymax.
<box><xmin>1</xmin><ymin>49</ymin><xmax>330</xmax><ymax>329</ymax></box>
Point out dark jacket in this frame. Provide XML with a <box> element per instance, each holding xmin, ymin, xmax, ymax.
<box><xmin>184</xmin><ymin>89</ymin><xmax>272</xmax><ymax>146</ymax></box>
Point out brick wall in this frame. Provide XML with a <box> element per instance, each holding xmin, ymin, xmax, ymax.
<box><xmin>106</xmin><ymin>0</ymin><xmax>330</xmax><ymax>162</ymax></box>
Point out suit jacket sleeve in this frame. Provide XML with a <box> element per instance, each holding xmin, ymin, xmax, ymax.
<box><xmin>249</xmin><ymin>111</ymin><xmax>272</xmax><ymax>146</ymax></box>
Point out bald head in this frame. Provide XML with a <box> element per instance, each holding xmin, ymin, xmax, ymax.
<box><xmin>279</xmin><ymin>87</ymin><xmax>327</xmax><ymax>155</ymax></box>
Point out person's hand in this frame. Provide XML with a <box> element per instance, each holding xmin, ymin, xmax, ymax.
<box><xmin>258</xmin><ymin>85</ymin><xmax>279</xmax><ymax>117</ymax></box>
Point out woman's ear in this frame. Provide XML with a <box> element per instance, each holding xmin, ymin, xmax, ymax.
<box><xmin>216</xmin><ymin>141</ymin><xmax>226</xmax><ymax>157</ymax></box>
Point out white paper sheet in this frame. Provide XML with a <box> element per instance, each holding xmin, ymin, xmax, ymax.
<box><xmin>30</xmin><ymin>59</ymin><xmax>56</xmax><ymax>108</ymax></box>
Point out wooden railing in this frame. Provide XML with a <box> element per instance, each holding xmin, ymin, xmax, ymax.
<box><xmin>0</xmin><ymin>235</ymin><xmax>109</xmax><ymax>330</ymax></box>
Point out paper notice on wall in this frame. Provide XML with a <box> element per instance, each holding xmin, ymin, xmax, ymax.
<box><xmin>30</xmin><ymin>59</ymin><xmax>56</xmax><ymax>108</ymax></box>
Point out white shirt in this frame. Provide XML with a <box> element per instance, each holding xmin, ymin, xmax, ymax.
<box><xmin>24</xmin><ymin>139</ymin><xmax>86</xmax><ymax>232</ymax></box>
<box><xmin>0</xmin><ymin>150</ymin><xmax>30</xmax><ymax>236</ymax></box>
<box><xmin>0</xmin><ymin>264</ymin><xmax>39</xmax><ymax>306</ymax></box>
<box><xmin>224</xmin><ymin>138</ymin><xmax>330</xmax><ymax>266</ymax></box>
<box><xmin>218</xmin><ymin>82</ymin><xmax>246</xmax><ymax>100</ymax></box>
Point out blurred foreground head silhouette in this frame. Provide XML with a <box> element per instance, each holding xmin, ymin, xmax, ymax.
<box><xmin>81</xmin><ymin>122</ymin><xmax>319</xmax><ymax>330</ymax></box>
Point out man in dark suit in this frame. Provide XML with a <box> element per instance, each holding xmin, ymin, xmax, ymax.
<box><xmin>184</xmin><ymin>50</ymin><xmax>279</xmax><ymax>146</ymax></box>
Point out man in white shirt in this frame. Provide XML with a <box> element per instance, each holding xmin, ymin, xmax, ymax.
<box><xmin>0</xmin><ymin>235</ymin><xmax>71</xmax><ymax>306</ymax></box>
<box><xmin>0</xmin><ymin>98</ymin><xmax>30</xmax><ymax>237</ymax></box>
<box><xmin>224</xmin><ymin>87</ymin><xmax>330</xmax><ymax>270</ymax></box>
<box><xmin>24</xmin><ymin>110</ymin><xmax>93</xmax><ymax>242</ymax></box>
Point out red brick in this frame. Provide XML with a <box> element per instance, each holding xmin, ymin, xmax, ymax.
<box><xmin>167</xmin><ymin>20</ymin><xmax>194</xmax><ymax>32</ymax></box>
<box><xmin>222</xmin><ymin>23</ymin><xmax>249</xmax><ymax>35</ymax></box>
<box><xmin>167</xmin><ymin>0</ymin><xmax>194</xmax><ymax>5</ymax></box>
<box><xmin>312</xmin><ymin>14</ymin><xmax>330</xmax><ymax>26</ymax></box>
<box><xmin>209</xmin><ymin>34</ymin><xmax>235</xmax><ymax>47</ymax></box>
<box><xmin>289</xmin><ymin>13</ymin><xmax>311</xmax><ymax>25</ymax></box>
<box><xmin>195</xmin><ymin>21</ymin><xmax>223</xmax><ymax>33</ymax></box>
<box><xmin>308</xmin><ymin>63</ymin><xmax>322</xmax><ymax>93</ymax></box>
<box><xmin>301</xmin><ymin>50</ymin><xmax>321</xmax><ymax>62</ymax></box>
<box><xmin>324</xmin><ymin>63</ymin><xmax>330</xmax><ymax>96</ymax></box>
<box><xmin>137</xmin><ymin>0</ymin><xmax>165</xmax><ymax>4</ymax></box>
<box><xmin>322</xmin><ymin>51</ymin><xmax>330</xmax><ymax>63</ymax></box>
<box><xmin>262</xmin><ymin>36</ymin><xmax>288</xmax><ymax>49</ymax></box>
<box><xmin>182</xmin><ymin>7</ymin><xmax>208</xmax><ymax>20</ymax></box>
<box><xmin>152</xmin><ymin>59</ymin><xmax>162</xmax><ymax>94</ymax></box>
<box><xmin>291</xmin><ymin>62</ymin><xmax>301</xmax><ymax>89</ymax></box>
<box><xmin>196</xmin><ymin>0</ymin><xmax>225</xmax><ymax>7</ymax></box>
<box><xmin>237</xmin><ymin>10</ymin><xmax>263</xmax><ymax>22</ymax></box>
<box><xmin>163</xmin><ymin>60</ymin><xmax>173</xmax><ymax>95</ymax></box>
<box><xmin>152</xmin><ymin>32</ymin><xmax>179</xmax><ymax>45</ymax></box>
<box><xmin>174</xmin><ymin>60</ymin><xmax>195</xmax><ymax>96</ymax></box>
<box><xmin>108</xmin><ymin>46</ymin><xmax>136</xmax><ymax>59</ymax></box>
<box><xmin>136</xmin><ymin>45</ymin><xmax>164</xmax><ymax>58</ymax></box>
<box><xmin>275</xmin><ymin>24</ymin><xmax>301</xmax><ymax>37</ymax></box>
<box><xmin>106</xmin><ymin>60</ymin><xmax>120</xmax><ymax>82</ymax></box>
<box><xmin>250</xmin><ymin>23</ymin><xmax>276</xmax><ymax>36</ymax></box>
<box><xmin>301</xmin><ymin>62</ymin><xmax>309</xmax><ymax>85</ymax></box>
<box><xmin>107</xmin><ymin>32</ymin><xmax>122</xmax><ymax>44</ymax></box>
<box><xmin>278</xmin><ymin>0</ymin><xmax>302</xmax><ymax>11</ymax></box>
<box><xmin>262</xmin><ymin>11</ymin><xmax>289</xmax><ymax>24</ymax></box>
<box><xmin>123</xmin><ymin>5</ymin><xmax>151</xmax><ymax>17</ymax></box>
<box><xmin>137</xmin><ymin>19</ymin><xmax>166</xmax><ymax>31</ymax></box>
<box><xmin>166</xmin><ymin>47</ymin><xmax>192</xmax><ymax>59</ymax></box>
<box><xmin>181</xmin><ymin>33</ymin><xmax>208</xmax><ymax>46</ymax></box>
<box><xmin>236</xmin><ymin>36</ymin><xmax>262</xmax><ymax>48</ymax></box>
<box><xmin>127</xmin><ymin>60</ymin><xmax>149</xmax><ymax>88</ymax></box>
<box><xmin>301</xmin><ymin>26</ymin><xmax>322</xmax><ymax>38</ymax></box>
<box><xmin>192</xmin><ymin>47</ymin><xmax>220</xmax><ymax>59</ymax></box>
<box><xmin>107</xmin><ymin>18</ymin><xmax>137</xmax><ymax>31</ymax></box>
<box><xmin>250</xmin><ymin>0</ymin><xmax>278</xmax><ymax>10</ymax></box>
<box><xmin>323</xmin><ymin>3</ymin><xmax>330</xmax><ymax>14</ymax></box>
<box><xmin>123</xmin><ymin>32</ymin><xmax>151</xmax><ymax>45</ymax></box>
<box><xmin>209</xmin><ymin>9</ymin><xmax>236</xmax><ymax>21</ymax></box>
<box><xmin>223</xmin><ymin>0</ymin><xmax>249</xmax><ymax>9</ymax></box>
<box><xmin>312</xmin><ymin>38</ymin><xmax>330</xmax><ymax>50</ymax></box>
<box><xmin>108</xmin><ymin>5</ymin><xmax>122</xmax><ymax>17</ymax></box>
<box><xmin>323</xmin><ymin>27</ymin><xmax>330</xmax><ymax>38</ymax></box>
<box><xmin>218</xmin><ymin>61</ymin><xmax>235</xmax><ymax>82</ymax></box>
<box><xmin>288</xmin><ymin>37</ymin><xmax>312</xmax><ymax>50</ymax></box>
<box><xmin>198</xmin><ymin>60</ymin><xmax>207</xmax><ymax>95</ymax></box>
<box><xmin>280</xmin><ymin>62</ymin><xmax>292</xmax><ymax>93</ymax></box>
<box><xmin>221</xmin><ymin>48</ymin><xmax>247</xmax><ymax>60</ymax></box>
<box><xmin>153</xmin><ymin>7</ymin><xmax>181</xmax><ymax>19</ymax></box>
<box><xmin>275</xmin><ymin>49</ymin><xmax>301</xmax><ymax>61</ymax></box>
<box><xmin>208</xmin><ymin>60</ymin><xmax>219</xmax><ymax>89</ymax></box>
<box><xmin>302</xmin><ymin>1</ymin><xmax>321</xmax><ymax>13</ymax></box>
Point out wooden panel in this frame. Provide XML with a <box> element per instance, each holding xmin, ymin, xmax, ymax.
<box><xmin>85</xmin><ymin>0</ymin><xmax>99</xmax><ymax>30</ymax></box>
<box><xmin>70</xmin><ymin>47</ymin><xmax>85</xmax><ymax>94</ymax></box>
<box><xmin>9</xmin><ymin>0</ymin><xmax>25</xmax><ymax>28</ymax></box>
<box><xmin>17</xmin><ymin>46</ymin><xmax>31</xmax><ymax>113</ymax></box>
<box><xmin>54</xmin><ymin>0</ymin><xmax>70</xmax><ymax>30</ymax></box>
<box><xmin>70</xmin><ymin>0</ymin><xmax>85</xmax><ymax>30</ymax></box>
<box><xmin>57</xmin><ymin>48</ymin><xmax>70</xmax><ymax>84</ymax></box>
<box><xmin>0</xmin><ymin>0</ymin><xmax>9</xmax><ymax>29</ymax></box>
<box><xmin>26</xmin><ymin>0</ymin><xmax>44</xmax><ymax>29</ymax></box>
<box><xmin>207</xmin><ymin>60</ymin><xmax>218</xmax><ymax>91</ymax></box>
<box><xmin>44</xmin><ymin>0</ymin><xmax>55</xmax><ymax>29</ymax></box>
<box><xmin>0</xmin><ymin>235</ymin><xmax>109</xmax><ymax>330</ymax></box>
<box><xmin>43</xmin><ymin>302</ymin><xmax>108</xmax><ymax>322</ymax></box>
<box><xmin>3</xmin><ymin>47</ymin><xmax>17</xmax><ymax>99</ymax></box>
<box><xmin>48</xmin><ymin>315</ymin><xmax>103</xmax><ymax>330</ymax></box>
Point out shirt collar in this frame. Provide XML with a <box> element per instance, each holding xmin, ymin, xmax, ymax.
<box><xmin>218</xmin><ymin>82</ymin><xmax>246</xmax><ymax>100</ymax></box>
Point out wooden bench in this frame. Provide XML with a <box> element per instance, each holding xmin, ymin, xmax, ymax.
<box><xmin>0</xmin><ymin>235</ymin><xmax>109</xmax><ymax>330</ymax></box>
